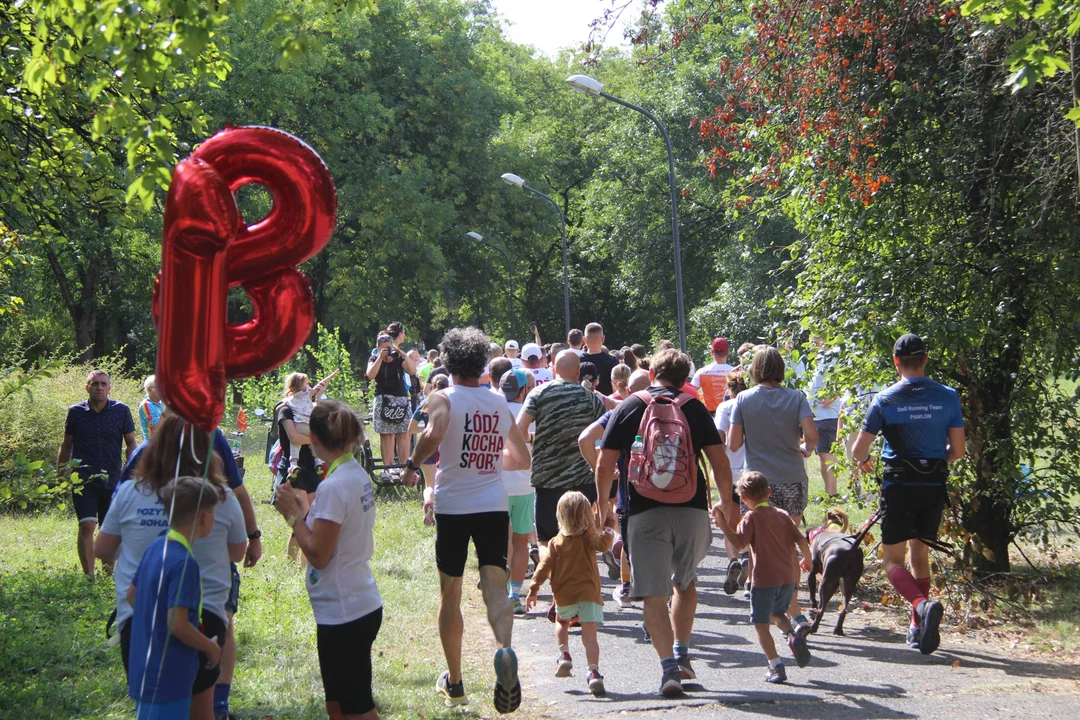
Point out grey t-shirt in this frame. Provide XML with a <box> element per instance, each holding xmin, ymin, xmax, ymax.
<box><xmin>731</xmin><ymin>385</ymin><xmax>812</xmax><ymax>486</ymax></box>
<box><xmin>102</xmin><ymin>481</ymin><xmax>245</xmax><ymax>628</ymax></box>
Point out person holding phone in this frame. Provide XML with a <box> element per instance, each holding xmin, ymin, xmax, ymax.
<box><xmin>366</xmin><ymin>322</ymin><xmax>417</xmax><ymax>477</ymax></box>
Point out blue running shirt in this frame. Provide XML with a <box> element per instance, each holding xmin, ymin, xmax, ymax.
<box><xmin>862</xmin><ymin>378</ymin><xmax>963</xmax><ymax>463</ymax></box>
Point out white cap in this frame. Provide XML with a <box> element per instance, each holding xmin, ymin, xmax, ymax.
<box><xmin>505</xmin><ymin>340</ymin><xmax>520</xmax><ymax>350</ymax></box>
<box><xmin>521</xmin><ymin>342</ymin><xmax>543</xmax><ymax>361</ymax></box>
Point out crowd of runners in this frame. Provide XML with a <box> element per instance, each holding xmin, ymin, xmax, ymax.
<box><xmin>61</xmin><ymin>321</ymin><xmax>965</xmax><ymax>720</ymax></box>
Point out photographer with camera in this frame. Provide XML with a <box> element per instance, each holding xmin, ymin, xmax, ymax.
<box><xmin>366</xmin><ymin>322</ymin><xmax>417</xmax><ymax>480</ymax></box>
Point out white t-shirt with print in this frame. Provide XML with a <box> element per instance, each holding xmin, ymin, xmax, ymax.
<box><xmin>502</xmin><ymin>402</ymin><xmax>533</xmax><ymax>496</ymax></box>
<box><xmin>304</xmin><ymin>457</ymin><xmax>382</xmax><ymax>625</ymax></box>
<box><xmin>434</xmin><ymin>385</ymin><xmax>514</xmax><ymax>515</ymax></box>
<box><xmin>528</xmin><ymin>367</ymin><xmax>554</xmax><ymax>387</ymax></box>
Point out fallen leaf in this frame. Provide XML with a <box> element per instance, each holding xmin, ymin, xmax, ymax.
<box><xmin>952</xmin><ymin>660</ymin><xmax>960</xmax><ymax>669</ymax></box>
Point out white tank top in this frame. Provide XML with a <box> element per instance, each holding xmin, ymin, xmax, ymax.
<box><xmin>434</xmin><ymin>385</ymin><xmax>514</xmax><ymax>515</ymax></box>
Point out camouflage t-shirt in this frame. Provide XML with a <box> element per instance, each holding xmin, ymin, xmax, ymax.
<box><xmin>521</xmin><ymin>379</ymin><xmax>606</xmax><ymax>490</ymax></box>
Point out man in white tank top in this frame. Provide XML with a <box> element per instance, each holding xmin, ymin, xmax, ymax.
<box><xmin>402</xmin><ymin>327</ymin><xmax>531</xmax><ymax>714</ymax></box>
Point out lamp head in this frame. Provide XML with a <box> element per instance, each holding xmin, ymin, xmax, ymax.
<box><xmin>500</xmin><ymin>172</ymin><xmax>525</xmax><ymax>187</ymax></box>
<box><xmin>566</xmin><ymin>74</ymin><xmax>603</xmax><ymax>96</ymax></box>
<box><xmin>466</xmin><ymin>231</ymin><xmax>483</xmax><ymax>241</ymax></box>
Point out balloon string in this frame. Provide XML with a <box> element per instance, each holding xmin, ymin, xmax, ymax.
<box><xmin>137</xmin><ymin>424</ymin><xmax>212</xmax><ymax>713</ymax></box>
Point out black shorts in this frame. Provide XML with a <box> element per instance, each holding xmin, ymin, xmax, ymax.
<box><xmin>880</xmin><ymin>462</ymin><xmax>948</xmax><ymax>546</ymax></box>
<box><xmin>120</xmin><ymin>618</ymin><xmax>133</xmax><ymax>676</ymax></box>
<box><xmin>192</xmin><ymin>610</ymin><xmax>228</xmax><ymax>694</ymax></box>
<box><xmin>225</xmin><ymin>563</ymin><xmax>241</xmax><ymax>615</ymax></box>
<box><xmin>317</xmin><ymin>607</ymin><xmax>383</xmax><ymax>715</ymax></box>
<box><xmin>73</xmin><ymin>483</ymin><xmax>112</xmax><ymax>525</ymax></box>
<box><xmin>278</xmin><ymin>461</ymin><xmax>319</xmax><ymax>495</ymax></box>
<box><xmin>434</xmin><ymin>511</ymin><xmax>509</xmax><ymax>577</ymax></box>
<box><xmin>535</xmin><ymin>484</ymin><xmax>598</xmax><ymax>543</ymax></box>
<box><xmin>815</xmin><ymin>419</ymin><xmax>838</xmax><ymax>455</ymax></box>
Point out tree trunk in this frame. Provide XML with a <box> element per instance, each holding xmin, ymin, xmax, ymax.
<box><xmin>45</xmin><ymin>248</ymin><xmax>101</xmax><ymax>361</ymax></box>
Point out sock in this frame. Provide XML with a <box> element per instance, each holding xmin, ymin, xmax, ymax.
<box><xmin>887</xmin><ymin>566</ymin><xmax>928</xmax><ymax>609</ymax></box>
<box><xmin>912</xmin><ymin>577</ymin><xmax>931</xmax><ymax>622</ymax></box>
<box><xmin>589</xmin><ymin>663</ymin><xmax>599</xmax><ymax>672</ymax></box>
<box><xmin>510</xmin><ymin>582</ymin><xmax>522</xmax><ymax>599</ymax></box>
<box><xmin>673</xmin><ymin>640</ymin><xmax>689</xmax><ymax>661</ymax></box>
<box><xmin>661</xmin><ymin>657</ymin><xmax>680</xmax><ymax>677</ymax></box>
<box><xmin>559</xmin><ymin>644</ymin><xmax>570</xmax><ymax>656</ymax></box>
<box><xmin>768</xmin><ymin>656</ymin><xmax>783</xmax><ymax>669</ymax></box>
<box><xmin>213</xmin><ymin>684</ymin><xmax>230</xmax><ymax>715</ymax></box>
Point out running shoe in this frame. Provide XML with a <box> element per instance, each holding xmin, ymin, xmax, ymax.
<box><xmin>529</xmin><ymin>544</ymin><xmax>540</xmax><ymax>567</ymax></box>
<box><xmin>612</xmin><ymin>581</ymin><xmax>631</xmax><ymax>609</ymax></box>
<box><xmin>641</xmin><ymin>621</ymin><xmax>650</xmax><ymax>642</ymax></box>
<box><xmin>736</xmin><ymin>558</ymin><xmax>751</xmax><ymax>588</ymax></box>
<box><xmin>436</xmin><ymin>670</ymin><xmax>468</xmax><ymax>706</ymax></box>
<box><xmin>793</xmin><ymin>619</ymin><xmax>813</xmax><ymax>641</ymax></box>
<box><xmin>659</xmin><ymin>671</ymin><xmax>683</xmax><ymax>697</ymax></box>
<box><xmin>916</xmin><ymin>599</ymin><xmax>944</xmax><ymax>655</ymax></box>
<box><xmin>764</xmin><ymin>663</ymin><xmax>787</xmax><ymax>684</ymax></box>
<box><xmin>602</xmin><ymin>550</ymin><xmax>620</xmax><ymax>580</ymax></box>
<box><xmin>510</xmin><ymin>596</ymin><xmax>527</xmax><ymax>615</ymax></box>
<box><xmin>744</xmin><ymin>581</ymin><xmax>752</xmax><ymax>599</ymax></box>
<box><xmin>788</xmin><ymin>630</ymin><xmax>812</xmax><ymax>668</ymax></box>
<box><xmin>906</xmin><ymin>624</ymin><xmax>921</xmax><ymax>649</ymax></box>
<box><xmin>723</xmin><ymin>559</ymin><xmax>742</xmax><ymax>595</ymax></box>
<box><xmin>555</xmin><ymin>651</ymin><xmax>573</xmax><ymax>678</ymax></box>
<box><xmin>493</xmin><ymin>647</ymin><xmax>521</xmax><ymax>714</ymax></box>
<box><xmin>547</xmin><ymin>603</ymin><xmax>557</xmax><ymax>623</ymax></box>
<box><xmin>587</xmin><ymin>668</ymin><xmax>606</xmax><ymax>696</ymax></box>
<box><xmin>677</xmin><ymin>657</ymin><xmax>697</xmax><ymax>680</ymax></box>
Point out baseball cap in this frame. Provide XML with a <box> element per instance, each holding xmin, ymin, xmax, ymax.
<box><xmin>500</xmin><ymin>368</ymin><xmax>529</xmax><ymax>402</ymax></box>
<box><xmin>893</xmin><ymin>333</ymin><xmax>926</xmax><ymax>357</ymax></box>
<box><xmin>521</xmin><ymin>342</ymin><xmax>543</xmax><ymax>361</ymax></box>
<box><xmin>505</xmin><ymin>340</ymin><xmax>520</xmax><ymax>350</ymax></box>
<box><xmin>711</xmin><ymin>337</ymin><xmax>729</xmax><ymax>355</ymax></box>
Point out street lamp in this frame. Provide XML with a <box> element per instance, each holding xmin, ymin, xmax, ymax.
<box><xmin>566</xmin><ymin>73</ymin><xmax>687</xmax><ymax>353</ymax></box>
<box><xmin>466</xmin><ymin>231</ymin><xmax>514</xmax><ymax>339</ymax></box>
<box><xmin>500</xmin><ymin>172</ymin><xmax>571</xmax><ymax>337</ymax></box>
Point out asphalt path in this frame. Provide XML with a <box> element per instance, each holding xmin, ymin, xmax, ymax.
<box><xmin>510</xmin><ymin>533</ymin><xmax>1080</xmax><ymax>720</ymax></box>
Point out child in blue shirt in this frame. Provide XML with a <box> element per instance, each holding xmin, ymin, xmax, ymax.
<box><xmin>127</xmin><ymin>476</ymin><xmax>223</xmax><ymax>720</ymax></box>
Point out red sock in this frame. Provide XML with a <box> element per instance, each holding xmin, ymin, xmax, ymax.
<box><xmin>912</xmin><ymin>577</ymin><xmax>931</xmax><ymax>624</ymax></box>
<box><xmin>888</xmin><ymin>567</ymin><xmax>928</xmax><ymax>622</ymax></box>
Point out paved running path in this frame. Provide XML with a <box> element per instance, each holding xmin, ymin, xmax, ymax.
<box><xmin>512</xmin><ymin>535</ymin><xmax>1080</xmax><ymax>719</ymax></box>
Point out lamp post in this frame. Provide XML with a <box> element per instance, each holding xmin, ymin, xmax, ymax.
<box><xmin>466</xmin><ymin>231</ymin><xmax>514</xmax><ymax>339</ymax></box>
<box><xmin>500</xmin><ymin>172</ymin><xmax>571</xmax><ymax>337</ymax></box>
<box><xmin>565</xmin><ymin>74</ymin><xmax>686</xmax><ymax>353</ymax></box>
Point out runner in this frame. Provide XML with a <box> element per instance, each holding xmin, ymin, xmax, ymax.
<box><xmin>597</xmin><ymin>349</ymin><xmax>733</xmax><ymax>696</ymax></box>
<box><xmin>400</xmin><ymin>327</ymin><xmax>531</xmax><ymax>714</ymax></box>
<box><xmin>806</xmin><ymin>337</ymin><xmax>842</xmax><ymax>496</ymax></box>
<box><xmin>691</xmin><ymin>337</ymin><xmax>735</xmax><ymax>413</ymax></box>
<box><xmin>57</xmin><ymin>369</ymin><xmax>137</xmax><ymax>578</ymax></box>
<box><xmin>714</xmin><ymin>367</ymin><xmax>750</xmax><ymax>593</ymax></box>
<box><xmin>581</xmin><ymin>323</ymin><xmax>619</xmax><ymax>395</ymax></box>
<box><xmin>566</xmin><ymin>329</ymin><xmax>585</xmax><ymax>357</ymax></box>
<box><xmin>504</xmin><ymin>340</ymin><xmax>523</xmax><ymax>369</ymax></box>
<box><xmin>517</xmin><ymin>351</ymin><xmax>605</xmax><ymax>564</ymax></box>
<box><xmin>850</xmin><ymin>333</ymin><xmax>965</xmax><ymax>655</ymax></box>
<box><xmin>499</xmin><ymin>369</ymin><xmax>537</xmax><ymax>615</ymax></box>
<box><xmin>520</xmin><ymin>343</ymin><xmax>554</xmax><ymax>387</ymax></box>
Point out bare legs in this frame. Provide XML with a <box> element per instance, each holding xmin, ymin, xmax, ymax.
<box><xmin>819</xmin><ymin>452</ymin><xmax>838</xmax><ymax>496</ymax></box>
<box><xmin>643</xmin><ymin>582</ymin><xmax>698</xmax><ymax>660</ymax></box>
<box><xmin>77</xmin><ymin>520</ymin><xmax>97</xmax><ymax>577</ymax></box>
<box><xmin>438</xmin><ymin>565</ymin><xmax>513</xmax><ymax>685</ymax></box>
<box><xmin>509</xmin><ymin>532</ymin><xmax>530</xmax><ymax>587</ymax></box>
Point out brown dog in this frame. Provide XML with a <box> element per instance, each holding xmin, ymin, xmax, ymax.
<box><xmin>806</xmin><ymin>508</ymin><xmax>865</xmax><ymax>636</ymax></box>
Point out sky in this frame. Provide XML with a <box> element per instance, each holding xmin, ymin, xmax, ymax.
<box><xmin>491</xmin><ymin>0</ymin><xmax>636</xmax><ymax>58</ymax></box>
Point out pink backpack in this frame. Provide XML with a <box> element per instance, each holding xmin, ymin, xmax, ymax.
<box><xmin>627</xmin><ymin>390</ymin><xmax>698</xmax><ymax>504</ymax></box>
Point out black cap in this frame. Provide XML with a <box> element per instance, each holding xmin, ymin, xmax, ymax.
<box><xmin>893</xmin><ymin>333</ymin><xmax>926</xmax><ymax>357</ymax></box>
<box><xmin>579</xmin><ymin>361</ymin><xmax>599</xmax><ymax>382</ymax></box>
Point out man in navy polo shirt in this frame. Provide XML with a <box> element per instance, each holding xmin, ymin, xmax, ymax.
<box><xmin>851</xmin><ymin>333</ymin><xmax>965</xmax><ymax>655</ymax></box>
<box><xmin>57</xmin><ymin>369</ymin><xmax>137</xmax><ymax>578</ymax></box>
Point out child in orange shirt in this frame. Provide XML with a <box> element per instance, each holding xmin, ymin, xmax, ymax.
<box><xmin>527</xmin><ymin>491</ymin><xmax>614</xmax><ymax>696</ymax></box>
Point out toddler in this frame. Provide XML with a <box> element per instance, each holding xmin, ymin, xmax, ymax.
<box><xmin>127</xmin><ymin>476</ymin><xmax>224</xmax><ymax>719</ymax></box>
<box><xmin>284</xmin><ymin>369</ymin><xmax>339</xmax><ymax>469</ymax></box>
<box><xmin>713</xmin><ymin>471</ymin><xmax>814</xmax><ymax>684</ymax></box>
<box><xmin>526</xmin><ymin>491</ymin><xmax>613</xmax><ymax>697</ymax></box>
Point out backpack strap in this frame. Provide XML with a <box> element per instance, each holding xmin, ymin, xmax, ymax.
<box><xmin>671</xmin><ymin>392</ymin><xmax>697</xmax><ymax>409</ymax></box>
<box><xmin>633</xmin><ymin>389</ymin><xmax>656</xmax><ymax>405</ymax></box>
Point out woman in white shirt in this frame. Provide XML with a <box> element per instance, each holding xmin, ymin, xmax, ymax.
<box><xmin>713</xmin><ymin>367</ymin><xmax>749</xmax><ymax>594</ymax></box>
<box><xmin>273</xmin><ymin>400</ymin><xmax>382</xmax><ymax>720</ymax></box>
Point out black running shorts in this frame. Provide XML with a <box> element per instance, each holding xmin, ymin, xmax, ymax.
<box><xmin>880</xmin><ymin>461</ymin><xmax>948</xmax><ymax>546</ymax></box>
<box><xmin>317</xmin><ymin>607</ymin><xmax>383</xmax><ymax>715</ymax></box>
<box><xmin>434</xmin><ymin>511</ymin><xmax>510</xmax><ymax>577</ymax></box>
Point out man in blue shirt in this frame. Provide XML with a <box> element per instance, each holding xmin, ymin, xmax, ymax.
<box><xmin>57</xmin><ymin>369</ymin><xmax>137</xmax><ymax>578</ymax></box>
<box><xmin>852</xmin><ymin>334</ymin><xmax>965</xmax><ymax>656</ymax></box>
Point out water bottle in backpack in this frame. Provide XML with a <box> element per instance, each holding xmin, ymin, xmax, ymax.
<box><xmin>629</xmin><ymin>434</ymin><xmax>645</xmax><ymax>484</ymax></box>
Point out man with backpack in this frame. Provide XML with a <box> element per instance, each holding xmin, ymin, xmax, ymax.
<box><xmin>596</xmin><ymin>349</ymin><xmax>734</xmax><ymax>697</ymax></box>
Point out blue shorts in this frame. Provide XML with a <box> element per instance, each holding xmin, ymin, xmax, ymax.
<box><xmin>750</xmin><ymin>583</ymin><xmax>795</xmax><ymax>625</ymax></box>
<box><xmin>135</xmin><ymin>696</ymin><xmax>191</xmax><ymax>720</ymax></box>
<box><xmin>556</xmin><ymin>600</ymin><xmax>604</xmax><ymax>626</ymax></box>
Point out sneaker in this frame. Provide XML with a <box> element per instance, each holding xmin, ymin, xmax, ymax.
<box><xmin>613</xmin><ymin>581</ymin><xmax>631</xmax><ymax>609</ymax></box>
<box><xmin>510</xmin><ymin>596</ymin><xmax>527</xmax><ymax>615</ymax></box>
<box><xmin>587</xmin><ymin>668</ymin><xmax>606</xmax><ymax>696</ymax></box>
<box><xmin>524</xmin><ymin>565</ymin><xmax>534</xmax><ymax>580</ymax></box>
<box><xmin>529</xmin><ymin>544</ymin><xmax>540</xmax><ymax>567</ymax></box>
<box><xmin>436</xmin><ymin>670</ymin><xmax>468</xmax><ymax>706</ymax></box>
<box><xmin>906</xmin><ymin>624</ymin><xmax>921</xmax><ymax>649</ymax></box>
<box><xmin>788</xmin><ymin>630</ymin><xmax>812</xmax><ymax>668</ymax></box>
<box><xmin>677</xmin><ymin>657</ymin><xmax>697</xmax><ymax>680</ymax></box>
<box><xmin>379</xmin><ymin>470</ymin><xmax>394</xmax><ymax>483</ymax></box>
<box><xmin>744</xmin><ymin>581</ymin><xmax>752</xmax><ymax>599</ymax></box>
<box><xmin>641</xmin><ymin>621</ymin><xmax>650</xmax><ymax>642</ymax></box>
<box><xmin>723</xmin><ymin>559</ymin><xmax>742</xmax><ymax>595</ymax></box>
<box><xmin>555</xmin><ymin>651</ymin><xmax>573</xmax><ymax>678</ymax></box>
<box><xmin>602</xmin><ymin>550</ymin><xmax>620</xmax><ymax>580</ymax></box>
<box><xmin>916</xmin><ymin>599</ymin><xmax>944</xmax><ymax>655</ymax></box>
<box><xmin>493</xmin><ymin>647</ymin><xmax>521</xmax><ymax>714</ymax></box>
<box><xmin>793</xmin><ymin>619</ymin><xmax>813</xmax><ymax>641</ymax></box>
<box><xmin>736</xmin><ymin>558</ymin><xmax>751</xmax><ymax>588</ymax></box>
<box><xmin>764</xmin><ymin>663</ymin><xmax>787</xmax><ymax>684</ymax></box>
<box><xmin>660</xmin><ymin>671</ymin><xmax>683</xmax><ymax>697</ymax></box>
<box><xmin>547</xmin><ymin>603</ymin><xmax>557</xmax><ymax>623</ymax></box>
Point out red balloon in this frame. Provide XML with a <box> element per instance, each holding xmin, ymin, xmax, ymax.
<box><xmin>154</xmin><ymin>125</ymin><xmax>337</xmax><ymax>431</ymax></box>
<box><xmin>155</xmin><ymin>159</ymin><xmax>237</xmax><ymax>432</ymax></box>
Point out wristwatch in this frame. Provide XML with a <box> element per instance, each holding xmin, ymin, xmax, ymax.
<box><xmin>247</xmin><ymin>529</ymin><xmax>262</xmax><ymax>541</ymax></box>
<box><xmin>406</xmin><ymin>457</ymin><xmax>420</xmax><ymax>472</ymax></box>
